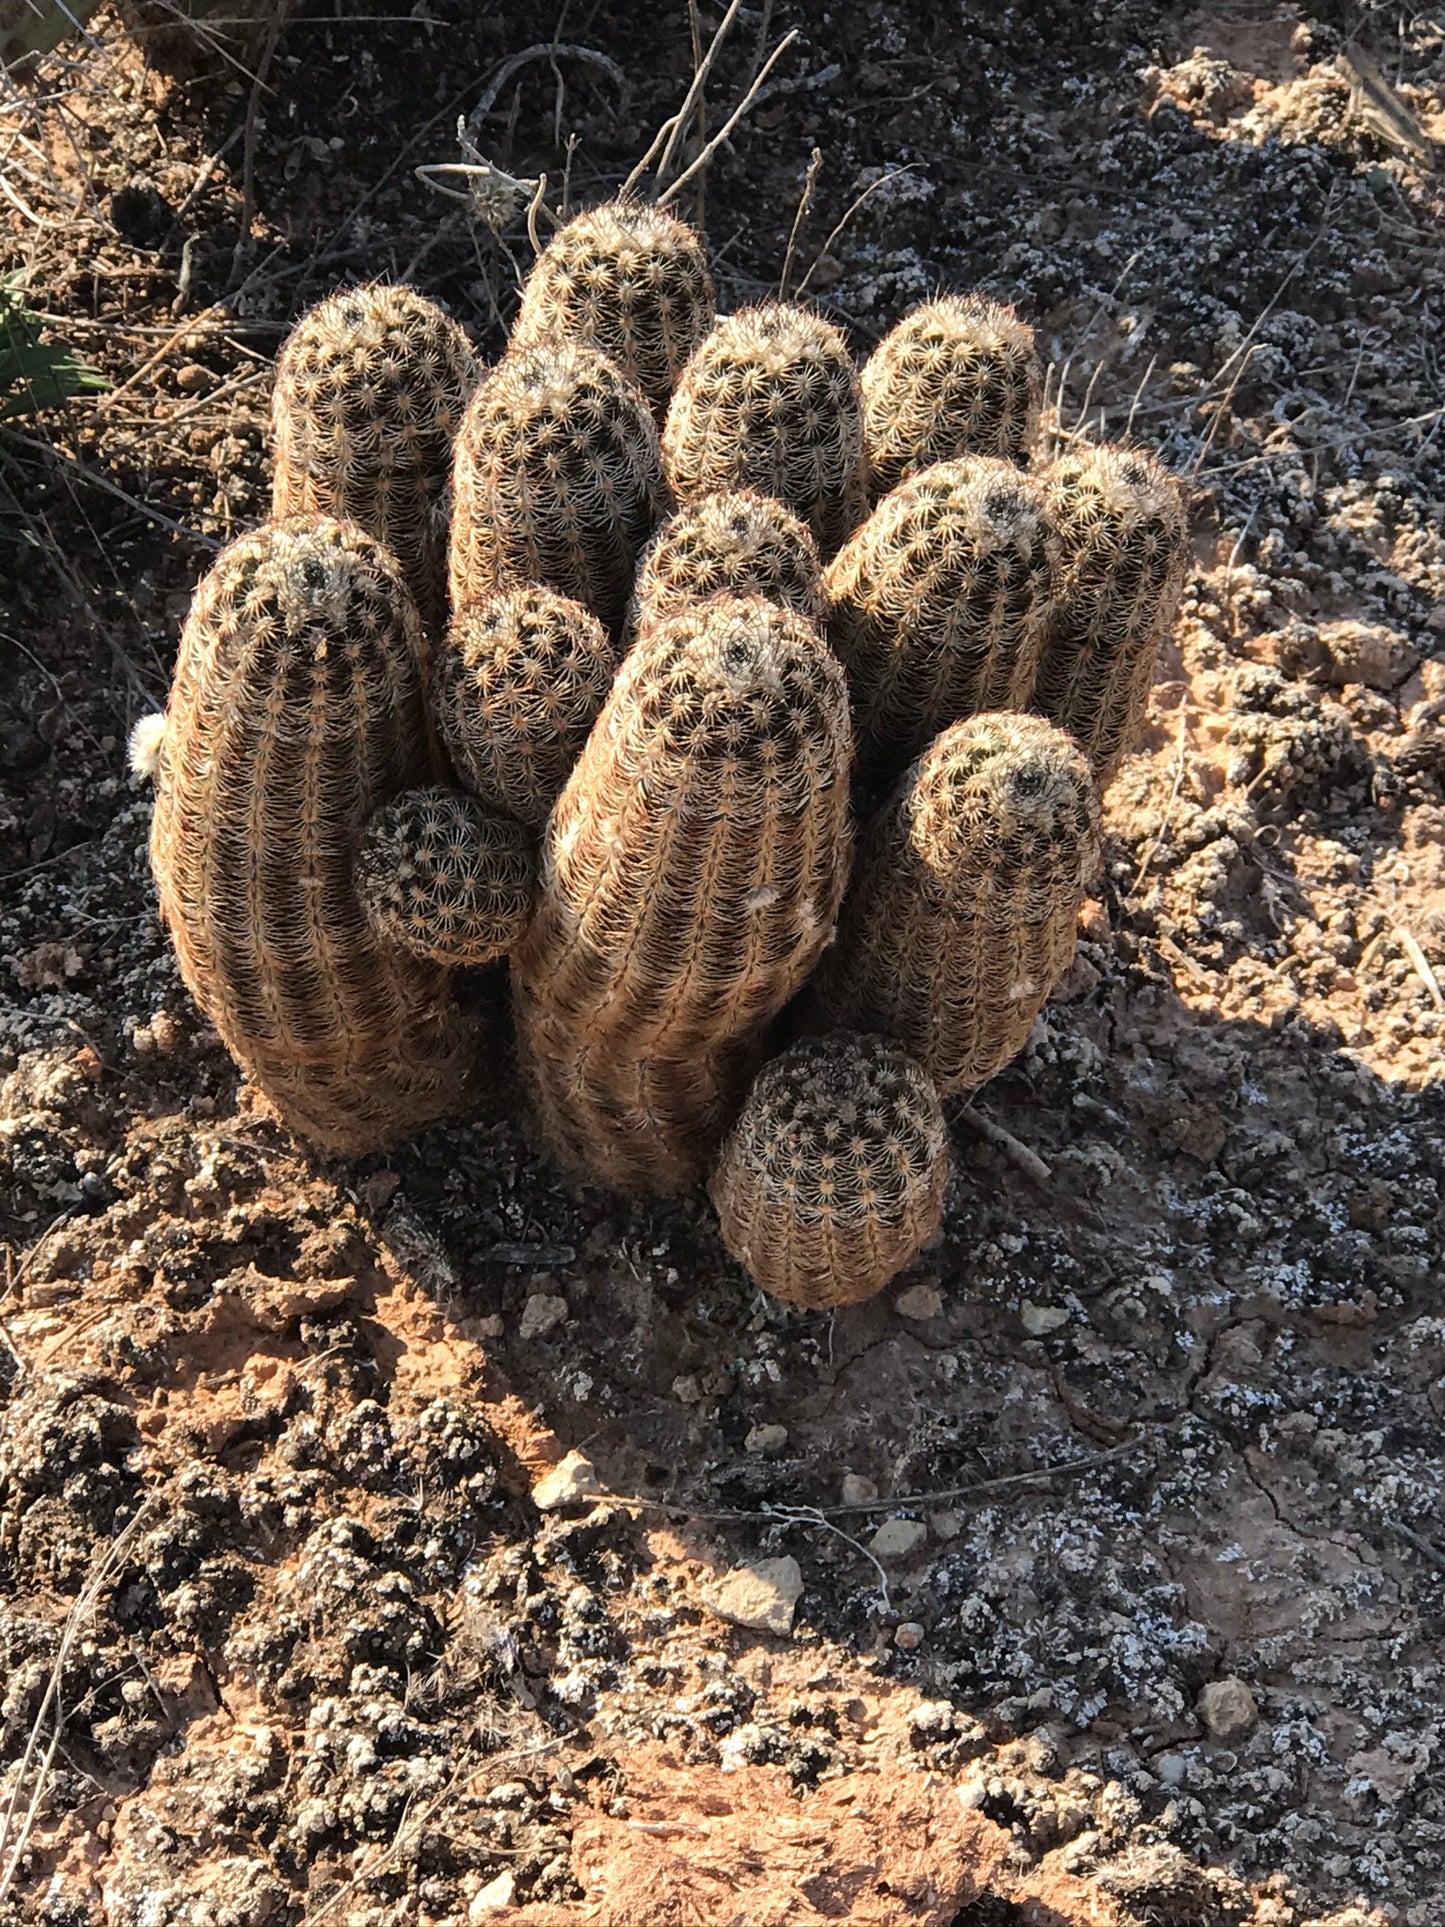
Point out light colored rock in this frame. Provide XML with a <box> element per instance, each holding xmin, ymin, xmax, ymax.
<box><xmin>518</xmin><ymin>1292</ymin><xmax>568</xmax><ymax>1340</ymax></box>
<box><xmin>930</xmin><ymin>1508</ymin><xmax>963</xmax><ymax>1539</ymax></box>
<box><xmin>672</xmin><ymin>1373</ymin><xmax>703</xmax><ymax>1404</ymax></box>
<box><xmin>894</xmin><ymin>1621</ymin><xmax>925</xmax><ymax>1650</ymax></box>
<box><xmin>1198</xmin><ymin>1676</ymin><xmax>1259</xmax><ymax>1742</ymax></box>
<box><xmin>1021</xmin><ymin>1300</ymin><xmax>1071</xmax><ymax>1337</ymax></box>
<box><xmin>469</xmin><ymin>1869</ymin><xmax>515</xmax><ymax>1918</ymax></box>
<box><xmin>472</xmin><ymin>1313</ymin><xmax>505</xmax><ymax>1339</ymax></box>
<box><xmin>841</xmin><ymin>1472</ymin><xmax>878</xmax><ymax>1505</ymax></box>
<box><xmin>745</xmin><ymin>1422</ymin><xmax>788</xmax><ymax>1456</ymax></box>
<box><xmin>869</xmin><ymin>1517</ymin><xmax>928</xmax><ymax>1562</ymax></box>
<box><xmin>531</xmin><ymin>1449</ymin><xmax>602</xmax><ymax>1511</ymax></box>
<box><xmin>701</xmin><ymin>1557</ymin><xmax>804</xmax><ymax>1636</ymax></box>
<box><xmin>1318</xmin><ymin>618</ymin><xmax>1421</xmax><ymax>691</ymax></box>
<box><xmin>895</xmin><ymin>1283</ymin><xmax>943</xmax><ymax>1320</ymax></box>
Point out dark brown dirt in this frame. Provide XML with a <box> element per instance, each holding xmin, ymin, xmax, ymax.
<box><xmin>1</xmin><ymin>2</ymin><xmax>1443</xmax><ymax>1923</ymax></box>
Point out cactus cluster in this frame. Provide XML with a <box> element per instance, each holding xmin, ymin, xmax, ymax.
<box><xmin>139</xmin><ymin>192</ymin><xmax>1187</xmax><ymax>1311</ymax></box>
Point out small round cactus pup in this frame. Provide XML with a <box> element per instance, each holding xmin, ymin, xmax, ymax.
<box><xmin>824</xmin><ymin>458</ymin><xmax>1056</xmax><ymax>791</ymax></box>
<box><xmin>1035</xmin><ymin>443</ymin><xmax>1189</xmax><ymax>789</ymax></box>
<box><xmin>513</xmin><ymin>595</ymin><xmax>854</xmax><ymax>1193</ymax></box>
<box><xmin>710</xmin><ymin>1033</ymin><xmax>949</xmax><ymax>1310</ymax></box>
<box><xmin>861</xmin><ymin>295</ymin><xmax>1042</xmax><ymax>497</ymax></box>
<box><xmin>662</xmin><ymin>302</ymin><xmax>866</xmax><ymax>555</ymax></box>
<box><xmin>630</xmin><ymin>489</ymin><xmax>826</xmax><ymax>639</ymax></box>
<box><xmin>511</xmin><ymin>198</ymin><xmax>716</xmax><ymax>422</ymax></box>
<box><xmin>357</xmin><ymin>787</ymin><xmax>535</xmax><ymax>968</ymax></box>
<box><xmin>448</xmin><ymin>340</ymin><xmax>666</xmax><ymax>636</ymax></box>
<box><xmin>149</xmin><ymin>516</ymin><xmax>474</xmax><ymax>1154</ymax></box>
<box><xmin>270</xmin><ymin>284</ymin><xmax>479</xmax><ymax>635</ymax></box>
<box><xmin>437</xmin><ymin>587</ymin><xmax>617</xmax><ymax>830</ymax></box>
<box><xmin>813</xmin><ymin>713</ymin><xmax>1100</xmax><ymax>1096</ymax></box>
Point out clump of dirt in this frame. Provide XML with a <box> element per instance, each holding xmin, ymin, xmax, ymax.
<box><xmin>2</xmin><ymin>1</ymin><xmax>1443</xmax><ymax>1923</ymax></box>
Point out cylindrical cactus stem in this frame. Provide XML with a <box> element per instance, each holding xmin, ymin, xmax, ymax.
<box><xmin>662</xmin><ymin>303</ymin><xmax>866</xmax><ymax>556</ymax></box>
<box><xmin>148</xmin><ymin>516</ymin><xmax>475</xmax><ymax>1154</ymax></box>
<box><xmin>1035</xmin><ymin>444</ymin><xmax>1189</xmax><ymax>788</ymax></box>
<box><xmin>511</xmin><ymin>198</ymin><xmax>715</xmax><ymax>422</ymax></box>
<box><xmin>270</xmin><ymin>285</ymin><xmax>479</xmax><ymax>637</ymax></box>
<box><xmin>710</xmin><ymin>1032</ymin><xmax>949</xmax><ymax>1310</ymax></box>
<box><xmin>630</xmin><ymin>489</ymin><xmax>826</xmax><ymax>640</ymax></box>
<box><xmin>812</xmin><ymin>713</ymin><xmax>1100</xmax><ymax>1096</ymax></box>
<box><xmin>824</xmin><ymin>458</ymin><xmax>1056</xmax><ymax>791</ymax></box>
<box><xmin>357</xmin><ymin>787</ymin><xmax>536</xmax><ymax>968</ymax></box>
<box><xmin>448</xmin><ymin>341</ymin><xmax>666</xmax><ymax>636</ymax></box>
<box><xmin>861</xmin><ymin>295</ymin><xmax>1042</xmax><ymax>499</ymax></box>
<box><xmin>514</xmin><ymin>596</ymin><xmax>854</xmax><ymax>1193</ymax></box>
<box><xmin>437</xmin><ymin>587</ymin><xmax>617</xmax><ymax>830</ymax></box>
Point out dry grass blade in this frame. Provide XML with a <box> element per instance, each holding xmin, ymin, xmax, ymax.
<box><xmin>794</xmin><ymin>165</ymin><xmax>915</xmax><ymax>297</ymax></box>
<box><xmin>778</xmin><ymin>145</ymin><xmax>823</xmax><ymax>299</ymax></box>
<box><xmin>0</xmin><ymin>1499</ymin><xmax>156</xmax><ymax>1906</ymax></box>
<box><xmin>656</xmin><ymin>28</ymin><xmax>800</xmax><ymax>211</ymax></box>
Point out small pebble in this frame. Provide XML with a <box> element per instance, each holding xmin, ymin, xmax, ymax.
<box><xmin>469</xmin><ymin>1870</ymin><xmax>515</xmax><ymax>1920</ymax></box>
<box><xmin>701</xmin><ymin>1556</ymin><xmax>803</xmax><ymax>1637</ymax></box>
<box><xmin>745</xmin><ymin>1422</ymin><xmax>788</xmax><ymax>1456</ymax></box>
<box><xmin>895</xmin><ymin>1283</ymin><xmax>943</xmax><ymax>1320</ymax></box>
<box><xmin>518</xmin><ymin>1293</ymin><xmax>568</xmax><ymax>1341</ymax></box>
<box><xmin>531</xmin><ymin>1449</ymin><xmax>602</xmax><ymax>1511</ymax></box>
<box><xmin>1021</xmin><ymin>1300</ymin><xmax>1071</xmax><ymax>1337</ymax></box>
<box><xmin>894</xmin><ymin>1621</ymin><xmax>925</xmax><ymax>1650</ymax></box>
<box><xmin>841</xmin><ymin>1472</ymin><xmax>878</xmax><ymax>1505</ymax></box>
<box><xmin>869</xmin><ymin>1517</ymin><xmax>927</xmax><ymax>1561</ymax></box>
<box><xmin>1198</xmin><ymin>1676</ymin><xmax>1259</xmax><ymax>1742</ymax></box>
<box><xmin>672</xmin><ymin>1373</ymin><xmax>703</xmax><ymax>1404</ymax></box>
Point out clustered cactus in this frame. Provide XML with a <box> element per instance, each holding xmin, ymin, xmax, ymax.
<box><xmin>136</xmin><ymin>193</ymin><xmax>1188</xmax><ymax>1311</ymax></box>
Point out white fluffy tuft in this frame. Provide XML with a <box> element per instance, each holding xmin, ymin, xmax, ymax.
<box><xmin>128</xmin><ymin>712</ymin><xmax>167</xmax><ymax>781</ymax></box>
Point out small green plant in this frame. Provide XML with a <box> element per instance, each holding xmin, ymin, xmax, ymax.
<box><xmin>0</xmin><ymin>278</ymin><xmax>108</xmax><ymax>422</ymax></box>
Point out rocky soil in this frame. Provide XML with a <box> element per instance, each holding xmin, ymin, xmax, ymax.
<box><xmin>1</xmin><ymin>1</ymin><xmax>1443</xmax><ymax>1921</ymax></box>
